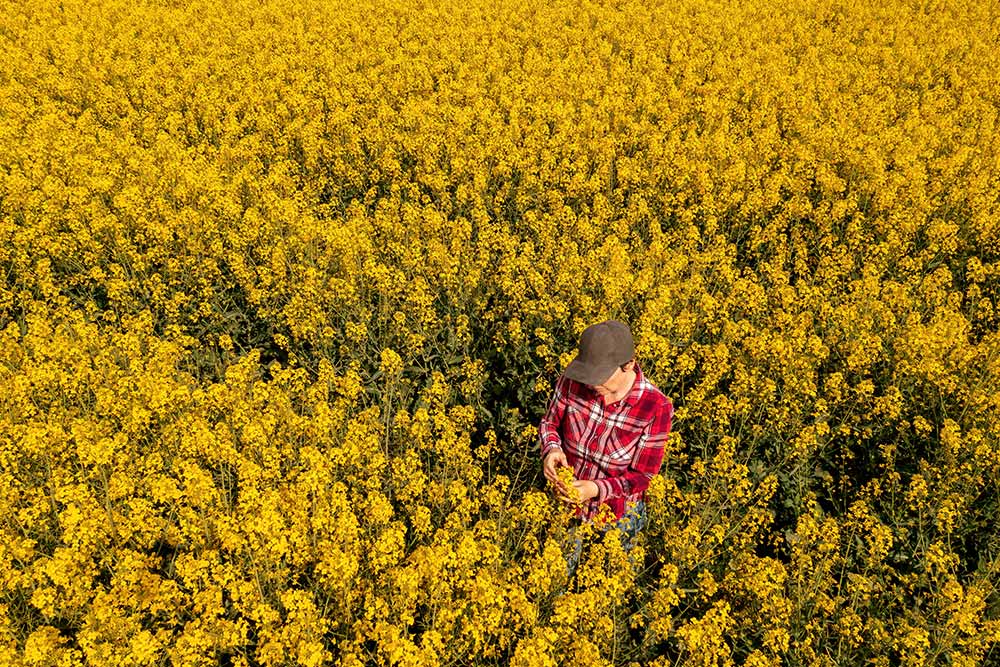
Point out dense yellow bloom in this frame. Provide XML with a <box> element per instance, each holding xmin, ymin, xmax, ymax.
<box><xmin>1</xmin><ymin>0</ymin><xmax>998</xmax><ymax>665</ymax></box>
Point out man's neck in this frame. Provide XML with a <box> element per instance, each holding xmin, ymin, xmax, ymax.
<box><xmin>606</xmin><ymin>369</ymin><xmax>636</xmax><ymax>404</ymax></box>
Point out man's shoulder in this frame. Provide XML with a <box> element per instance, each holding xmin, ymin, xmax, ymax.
<box><xmin>557</xmin><ymin>373</ymin><xmax>591</xmax><ymax>402</ymax></box>
<box><xmin>636</xmin><ymin>375</ymin><xmax>671</xmax><ymax>413</ymax></box>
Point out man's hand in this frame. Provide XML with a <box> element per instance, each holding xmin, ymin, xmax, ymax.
<box><xmin>543</xmin><ymin>449</ymin><xmax>569</xmax><ymax>493</ymax></box>
<box><xmin>557</xmin><ymin>479</ymin><xmax>598</xmax><ymax>505</ymax></box>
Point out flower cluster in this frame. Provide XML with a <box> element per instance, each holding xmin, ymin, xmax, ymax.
<box><xmin>555</xmin><ymin>466</ymin><xmax>581</xmax><ymax>505</ymax></box>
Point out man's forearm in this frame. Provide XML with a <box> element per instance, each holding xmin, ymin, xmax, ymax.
<box><xmin>538</xmin><ymin>408</ymin><xmax>564</xmax><ymax>458</ymax></box>
<box><xmin>594</xmin><ymin>469</ymin><xmax>654</xmax><ymax>505</ymax></box>
<box><xmin>540</xmin><ymin>438</ymin><xmax>563</xmax><ymax>459</ymax></box>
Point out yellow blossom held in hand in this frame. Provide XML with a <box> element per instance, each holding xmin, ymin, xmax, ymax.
<box><xmin>555</xmin><ymin>465</ymin><xmax>581</xmax><ymax>504</ymax></box>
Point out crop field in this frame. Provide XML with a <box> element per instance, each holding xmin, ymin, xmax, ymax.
<box><xmin>1</xmin><ymin>0</ymin><xmax>999</xmax><ymax>665</ymax></box>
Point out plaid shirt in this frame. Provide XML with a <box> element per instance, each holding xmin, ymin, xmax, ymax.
<box><xmin>538</xmin><ymin>360</ymin><xmax>673</xmax><ymax>521</ymax></box>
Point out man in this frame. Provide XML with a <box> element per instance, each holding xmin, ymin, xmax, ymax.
<box><xmin>538</xmin><ymin>319</ymin><xmax>673</xmax><ymax>576</ymax></box>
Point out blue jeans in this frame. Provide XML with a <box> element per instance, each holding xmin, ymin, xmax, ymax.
<box><xmin>565</xmin><ymin>500</ymin><xmax>648</xmax><ymax>578</ymax></box>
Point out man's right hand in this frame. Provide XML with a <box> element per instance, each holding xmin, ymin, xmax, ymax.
<box><xmin>543</xmin><ymin>448</ymin><xmax>569</xmax><ymax>492</ymax></box>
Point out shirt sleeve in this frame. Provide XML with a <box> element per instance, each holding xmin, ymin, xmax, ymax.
<box><xmin>538</xmin><ymin>374</ymin><xmax>569</xmax><ymax>459</ymax></box>
<box><xmin>594</xmin><ymin>397</ymin><xmax>673</xmax><ymax>505</ymax></box>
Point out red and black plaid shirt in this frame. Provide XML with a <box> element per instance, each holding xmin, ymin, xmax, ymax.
<box><xmin>538</xmin><ymin>360</ymin><xmax>673</xmax><ymax>521</ymax></box>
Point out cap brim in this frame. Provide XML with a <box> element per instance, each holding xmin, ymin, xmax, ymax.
<box><xmin>563</xmin><ymin>357</ymin><xmax>618</xmax><ymax>386</ymax></box>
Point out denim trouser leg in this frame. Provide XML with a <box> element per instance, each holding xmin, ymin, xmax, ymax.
<box><xmin>565</xmin><ymin>500</ymin><xmax>647</xmax><ymax>579</ymax></box>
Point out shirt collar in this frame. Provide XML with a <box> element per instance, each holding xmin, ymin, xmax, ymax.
<box><xmin>622</xmin><ymin>360</ymin><xmax>645</xmax><ymax>407</ymax></box>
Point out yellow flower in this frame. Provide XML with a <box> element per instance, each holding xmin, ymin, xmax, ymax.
<box><xmin>555</xmin><ymin>466</ymin><xmax>581</xmax><ymax>504</ymax></box>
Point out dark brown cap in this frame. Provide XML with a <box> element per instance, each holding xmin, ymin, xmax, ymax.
<box><xmin>563</xmin><ymin>319</ymin><xmax>635</xmax><ymax>385</ymax></box>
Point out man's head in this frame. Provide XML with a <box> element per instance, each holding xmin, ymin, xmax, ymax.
<box><xmin>563</xmin><ymin>319</ymin><xmax>636</xmax><ymax>396</ymax></box>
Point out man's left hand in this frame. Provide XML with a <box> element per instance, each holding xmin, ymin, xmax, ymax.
<box><xmin>558</xmin><ymin>479</ymin><xmax>598</xmax><ymax>504</ymax></box>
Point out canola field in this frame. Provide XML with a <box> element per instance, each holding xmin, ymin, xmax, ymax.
<box><xmin>2</xmin><ymin>0</ymin><xmax>999</xmax><ymax>665</ymax></box>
